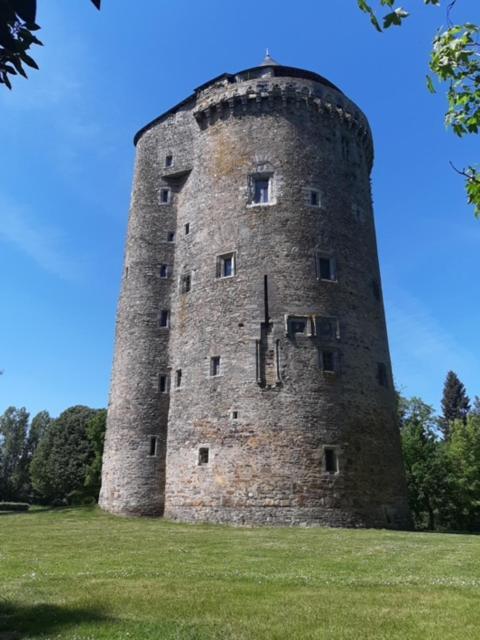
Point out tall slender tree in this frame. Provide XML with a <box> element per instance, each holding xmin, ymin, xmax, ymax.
<box><xmin>440</xmin><ymin>371</ymin><xmax>471</xmax><ymax>438</ymax></box>
<box><xmin>0</xmin><ymin>406</ymin><xmax>29</xmax><ymax>500</ymax></box>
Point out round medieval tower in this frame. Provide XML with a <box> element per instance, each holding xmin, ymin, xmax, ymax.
<box><xmin>99</xmin><ymin>55</ymin><xmax>411</xmax><ymax>528</ymax></box>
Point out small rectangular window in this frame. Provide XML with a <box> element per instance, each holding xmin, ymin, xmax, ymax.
<box><xmin>198</xmin><ymin>447</ymin><xmax>209</xmax><ymax>465</ymax></box>
<box><xmin>159</xmin><ymin>310</ymin><xmax>169</xmax><ymax>328</ymax></box>
<box><xmin>315</xmin><ymin>317</ymin><xmax>340</xmax><ymax>341</ymax></box>
<box><xmin>167</xmin><ymin>231</ymin><xmax>175</xmax><ymax>243</ymax></box>
<box><xmin>181</xmin><ymin>274</ymin><xmax>191</xmax><ymax>293</ymax></box>
<box><xmin>149</xmin><ymin>436</ymin><xmax>158</xmax><ymax>457</ymax></box>
<box><xmin>310</xmin><ymin>190</ymin><xmax>319</xmax><ymax>206</ymax></box>
<box><xmin>377</xmin><ymin>362</ymin><xmax>389</xmax><ymax>388</ymax></box>
<box><xmin>321</xmin><ymin>350</ymin><xmax>336</xmax><ymax>373</ymax></box>
<box><xmin>324</xmin><ymin>447</ymin><xmax>338</xmax><ymax>473</ymax></box>
<box><xmin>287</xmin><ymin>316</ymin><xmax>310</xmax><ymax>337</ymax></box>
<box><xmin>231</xmin><ymin>410</ymin><xmax>238</xmax><ymax>420</ymax></box>
<box><xmin>160</xmin><ymin>264</ymin><xmax>169</xmax><ymax>278</ymax></box>
<box><xmin>159</xmin><ymin>374</ymin><xmax>169</xmax><ymax>393</ymax></box>
<box><xmin>185</xmin><ymin>223</ymin><xmax>190</xmax><ymax>235</ymax></box>
<box><xmin>254</xmin><ymin>178</ymin><xmax>270</xmax><ymax>204</ymax></box>
<box><xmin>317</xmin><ymin>255</ymin><xmax>336</xmax><ymax>281</ymax></box>
<box><xmin>125</xmin><ymin>266</ymin><xmax>129</xmax><ymax>279</ymax></box>
<box><xmin>165</xmin><ymin>154</ymin><xmax>173</xmax><ymax>168</ymax></box>
<box><xmin>217</xmin><ymin>252</ymin><xmax>236</xmax><ymax>278</ymax></box>
<box><xmin>160</xmin><ymin>188</ymin><xmax>170</xmax><ymax>204</ymax></box>
<box><xmin>175</xmin><ymin>369</ymin><xmax>182</xmax><ymax>388</ymax></box>
<box><xmin>210</xmin><ymin>356</ymin><xmax>221</xmax><ymax>377</ymax></box>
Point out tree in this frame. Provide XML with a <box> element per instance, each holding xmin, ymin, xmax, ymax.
<box><xmin>0</xmin><ymin>0</ymin><xmax>100</xmax><ymax>89</ymax></box>
<box><xmin>399</xmin><ymin>396</ymin><xmax>450</xmax><ymax>529</ymax></box>
<box><xmin>440</xmin><ymin>370</ymin><xmax>470</xmax><ymax>438</ymax></box>
<box><xmin>357</xmin><ymin>1</ymin><xmax>480</xmax><ymax>217</ymax></box>
<box><xmin>30</xmin><ymin>405</ymin><xmax>100</xmax><ymax>504</ymax></box>
<box><xmin>0</xmin><ymin>406</ymin><xmax>29</xmax><ymax>500</ymax></box>
<box><xmin>83</xmin><ymin>409</ymin><xmax>106</xmax><ymax>500</ymax></box>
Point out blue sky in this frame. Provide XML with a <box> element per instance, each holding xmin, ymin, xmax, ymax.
<box><xmin>0</xmin><ymin>0</ymin><xmax>478</xmax><ymax>419</ymax></box>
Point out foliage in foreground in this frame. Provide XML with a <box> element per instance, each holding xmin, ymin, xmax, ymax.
<box><xmin>1</xmin><ymin>507</ymin><xmax>480</xmax><ymax>640</ymax></box>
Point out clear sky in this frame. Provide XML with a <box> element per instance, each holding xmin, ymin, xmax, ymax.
<box><xmin>0</xmin><ymin>0</ymin><xmax>478</xmax><ymax>419</ymax></box>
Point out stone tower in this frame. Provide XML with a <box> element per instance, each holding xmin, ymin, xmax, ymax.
<box><xmin>99</xmin><ymin>56</ymin><xmax>411</xmax><ymax>528</ymax></box>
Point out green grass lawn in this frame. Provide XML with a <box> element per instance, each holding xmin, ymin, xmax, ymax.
<box><xmin>1</xmin><ymin>507</ymin><xmax>479</xmax><ymax>639</ymax></box>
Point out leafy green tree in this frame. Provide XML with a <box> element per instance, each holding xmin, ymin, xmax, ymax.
<box><xmin>0</xmin><ymin>0</ymin><xmax>100</xmax><ymax>89</ymax></box>
<box><xmin>399</xmin><ymin>396</ymin><xmax>450</xmax><ymax>529</ymax></box>
<box><xmin>445</xmin><ymin>415</ymin><xmax>480</xmax><ymax>531</ymax></box>
<box><xmin>0</xmin><ymin>406</ymin><xmax>29</xmax><ymax>500</ymax></box>
<box><xmin>440</xmin><ymin>370</ymin><xmax>470</xmax><ymax>438</ymax></box>
<box><xmin>83</xmin><ymin>409</ymin><xmax>106</xmax><ymax>500</ymax></box>
<box><xmin>471</xmin><ymin>396</ymin><xmax>480</xmax><ymax>416</ymax></box>
<box><xmin>357</xmin><ymin>1</ymin><xmax>480</xmax><ymax>217</ymax></box>
<box><xmin>30</xmin><ymin>405</ymin><xmax>100</xmax><ymax>504</ymax></box>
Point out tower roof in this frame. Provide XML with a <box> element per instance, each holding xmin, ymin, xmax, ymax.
<box><xmin>260</xmin><ymin>50</ymin><xmax>280</xmax><ymax>66</ymax></box>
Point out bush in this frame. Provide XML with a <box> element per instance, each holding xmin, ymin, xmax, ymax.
<box><xmin>0</xmin><ymin>502</ymin><xmax>30</xmax><ymax>512</ymax></box>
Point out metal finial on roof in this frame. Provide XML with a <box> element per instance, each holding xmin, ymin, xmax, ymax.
<box><xmin>261</xmin><ymin>49</ymin><xmax>280</xmax><ymax>66</ymax></box>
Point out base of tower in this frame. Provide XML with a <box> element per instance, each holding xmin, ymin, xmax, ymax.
<box><xmin>163</xmin><ymin>505</ymin><xmax>412</xmax><ymax>530</ymax></box>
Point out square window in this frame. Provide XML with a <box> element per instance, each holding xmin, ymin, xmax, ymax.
<box><xmin>317</xmin><ymin>255</ymin><xmax>336</xmax><ymax>281</ymax></box>
<box><xmin>160</xmin><ymin>264</ymin><xmax>169</xmax><ymax>278</ymax></box>
<box><xmin>185</xmin><ymin>223</ymin><xmax>190</xmax><ymax>235</ymax></box>
<box><xmin>210</xmin><ymin>356</ymin><xmax>221</xmax><ymax>377</ymax></box>
<box><xmin>217</xmin><ymin>252</ymin><xmax>236</xmax><ymax>278</ymax></box>
<box><xmin>287</xmin><ymin>316</ymin><xmax>310</xmax><ymax>337</ymax></box>
<box><xmin>160</xmin><ymin>188</ymin><xmax>170</xmax><ymax>204</ymax></box>
<box><xmin>377</xmin><ymin>362</ymin><xmax>389</xmax><ymax>388</ymax></box>
<box><xmin>159</xmin><ymin>374</ymin><xmax>169</xmax><ymax>393</ymax></box>
<box><xmin>159</xmin><ymin>310</ymin><xmax>169</xmax><ymax>328</ymax></box>
<box><xmin>324</xmin><ymin>447</ymin><xmax>338</xmax><ymax>473</ymax></box>
<box><xmin>315</xmin><ymin>317</ymin><xmax>340</xmax><ymax>341</ymax></box>
<box><xmin>181</xmin><ymin>274</ymin><xmax>191</xmax><ymax>293</ymax></box>
<box><xmin>198</xmin><ymin>447</ymin><xmax>209</xmax><ymax>465</ymax></box>
<box><xmin>175</xmin><ymin>369</ymin><xmax>182</xmax><ymax>388</ymax></box>
<box><xmin>167</xmin><ymin>231</ymin><xmax>175</xmax><ymax>243</ymax></box>
<box><xmin>149</xmin><ymin>436</ymin><xmax>158</xmax><ymax>457</ymax></box>
<box><xmin>165</xmin><ymin>154</ymin><xmax>173</xmax><ymax>168</ymax></box>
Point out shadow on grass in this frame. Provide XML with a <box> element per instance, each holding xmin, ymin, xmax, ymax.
<box><xmin>0</xmin><ymin>601</ymin><xmax>113</xmax><ymax>638</ymax></box>
<box><xmin>0</xmin><ymin>505</ymin><xmax>97</xmax><ymax>517</ymax></box>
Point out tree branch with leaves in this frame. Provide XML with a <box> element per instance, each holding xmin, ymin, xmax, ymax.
<box><xmin>357</xmin><ymin>0</ymin><xmax>480</xmax><ymax>217</ymax></box>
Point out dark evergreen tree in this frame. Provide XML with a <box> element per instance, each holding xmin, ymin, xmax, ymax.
<box><xmin>83</xmin><ymin>409</ymin><xmax>107</xmax><ymax>500</ymax></box>
<box><xmin>471</xmin><ymin>396</ymin><xmax>480</xmax><ymax>417</ymax></box>
<box><xmin>30</xmin><ymin>406</ymin><xmax>100</xmax><ymax>504</ymax></box>
<box><xmin>440</xmin><ymin>371</ymin><xmax>470</xmax><ymax>438</ymax></box>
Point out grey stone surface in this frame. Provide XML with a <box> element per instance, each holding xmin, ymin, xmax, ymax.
<box><xmin>99</xmin><ymin>63</ymin><xmax>411</xmax><ymax>529</ymax></box>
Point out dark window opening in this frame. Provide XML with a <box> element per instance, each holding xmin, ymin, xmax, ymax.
<box><xmin>310</xmin><ymin>190</ymin><xmax>319</xmax><ymax>206</ymax></box>
<box><xmin>210</xmin><ymin>356</ymin><xmax>221</xmax><ymax>377</ymax></box>
<box><xmin>318</xmin><ymin>256</ymin><xmax>336</xmax><ymax>281</ymax></box>
<box><xmin>160</xmin><ymin>264</ymin><xmax>169</xmax><ymax>278</ymax></box>
<box><xmin>125</xmin><ymin>266</ymin><xmax>129</xmax><ymax>279</ymax></box>
<box><xmin>149</xmin><ymin>436</ymin><xmax>158</xmax><ymax>457</ymax></box>
<box><xmin>159</xmin><ymin>310</ymin><xmax>169</xmax><ymax>328</ymax></box>
<box><xmin>185</xmin><ymin>223</ymin><xmax>190</xmax><ymax>235</ymax></box>
<box><xmin>175</xmin><ymin>369</ymin><xmax>182</xmax><ymax>388</ymax></box>
<box><xmin>232</xmin><ymin>411</ymin><xmax>238</xmax><ymax>419</ymax></box>
<box><xmin>159</xmin><ymin>374</ymin><xmax>169</xmax><ymax>393</ymax></box>
<box><xmin>288</xmin><ymin>316</ymin><xmax>309</xmax><ymax>337</ymax></box>
<box><xmin>321</xmin><ymin>350</ymin><xmax>336</xmax><ymax>373</ymax></box>
<box><xmin>324</xmin><ymin>448</ymin><xmax>338</xmax><ymax>473</ymax></box>
<box><xmin>377</xmin><ymin>362</ymin><xmax>389</xmax><ymax>388</ymax></box>
<box><xmin>198</xmin><ymin>447</ymin><xmax>209</xmax><ymax>465</ymax></box>
<box><xmin>217</xmin><ymin>253</ymin><xmax>235</xmax><ymax>278</ymax></box>
<box><xmin>160</xmin><ymin>188</ymin><xmax>170</xmax><ymax>204</ymax></box>
<box><xmin>165</xmin><ymin>154</ymin><xmax>173</xmax><ymax>168</ymax></box>
<box><xmin>316</xmin><ymin>317</ymin><xmax>338</xmax><ymax>340</ymax></box>
<box><xmin>254</xmin><ymin>178</ymin><xmax>270</xmax><ymax>204</ymax></box>
<box><xmin>182</xmin><ymin>274</ymin><xmax>191</xmax><ymax>293</ymax></box>
<box><xmin>167</xmin><ymin>231</ymin><xmax>175</xmax><ymax>242</ymax></box>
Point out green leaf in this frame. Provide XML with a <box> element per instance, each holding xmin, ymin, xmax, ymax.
<box><xmin>426</xmin><ymin>75</ymin><xmax>436</xmax><ymax>94</ymax></box>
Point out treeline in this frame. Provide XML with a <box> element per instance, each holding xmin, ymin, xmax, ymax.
<box><xmin>0</xmin><ymin>405</ymin><xmax>106</xmax><ymax>506</ymax></box>
<box><xmin>400</xmin><ymin>371</ymin><xmax>480</xmax><ymax>531</ymax></box>
<box><xmin>1</xmin><ymin>370</ymin><xmax>480</xmax><ymax>531</ymax></box>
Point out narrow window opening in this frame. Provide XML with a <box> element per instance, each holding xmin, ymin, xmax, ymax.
<box><xmin>324</xmin><ymin>448</ymin><xmax>338</xmax><ymax>473</ymax></box>
<box><xmin>320</xmin><ymin>350</ymin><xmax>336</xmax><ymax>373</ymax></box>
<box><xmin>181</xmin><ymin>274</ymin><xmax>191</xmax><ymax>293</ymax></box>
<box><xmin>185</xmin><ymin>223</ymin><xmax>190</xmax><ymax>235</ymax></box>
<box><xmin>317</xmin><ymin>255</ymin><xmax>336</xmax><ymax>281</ymax></box>
<box><xmin>160</xmin><ymin>264</ymin><xmax>169</xmax><ymax>278</ymax></box>
<box><xmin>254</xmin><ymin>178</ymin><xmax>269</xmax><ymax>203</ymax></box>
<box><xmin>160</xmin><ymin>188</ymin><xmax>170</xmax><ymax>204</ymax></box>
<box><xmin>159</xmin><ymin>374</ymin><xmax>169</xmax><ymax>393</ymax></box>
<box><xmin>210</xmin><ymin>356</ymin><xmax>221</xmax><ymax>377</ymax></box>
<box><xmin>217</xmin><ymin>253</ymin><xmax>236</xmax><ymax>278</ymax></box>
<box><xmin>341</xmin><ymin>137</ymin><xmax>350</xmax><ymax>161</ymax></box>
<box><xmin>165</xmin><ymin>154</ymin><xmax>173</xmax><ymax>168</ymax></box>
<box><xmin>310</xmin><ymin>190</ymin><xmax>319</xmax><ymax>206</ymax></box>
<box><xmin>198</xmin><ymin>447</ymin><xmax>209</xmax><ymax>465</ymax></box>
<box><xmin>167</xmin><ymin>231</ymin><xmax>175</xmax><ymax>243</ymax></box>
<box><xmin>159</xmin><ymin>310</ymin><xmax>169</xmax><ymax>328</ymax></box>
<box><xmin>377</xmin><ymin>362</ymin><xmax>389</xmax><ymax>388</ymax></box>
<box><xmin>125</xmin><ymin>266</ymin><xmax>129</xmax><ymax>279</ymax></box>
<box><xmin>232</xmin><ymin>410</ymin><xmax>238</xmax><ymax>420</ymax></box>
<box><xmin>149</xmin><ymin>436</ymin><xmax>158</xmax><ymax>457</ymax></box>
<box><xmin>175</xmin><ymin>369</ymin><xmax>182</xmax><ymax>388</ymax></box>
